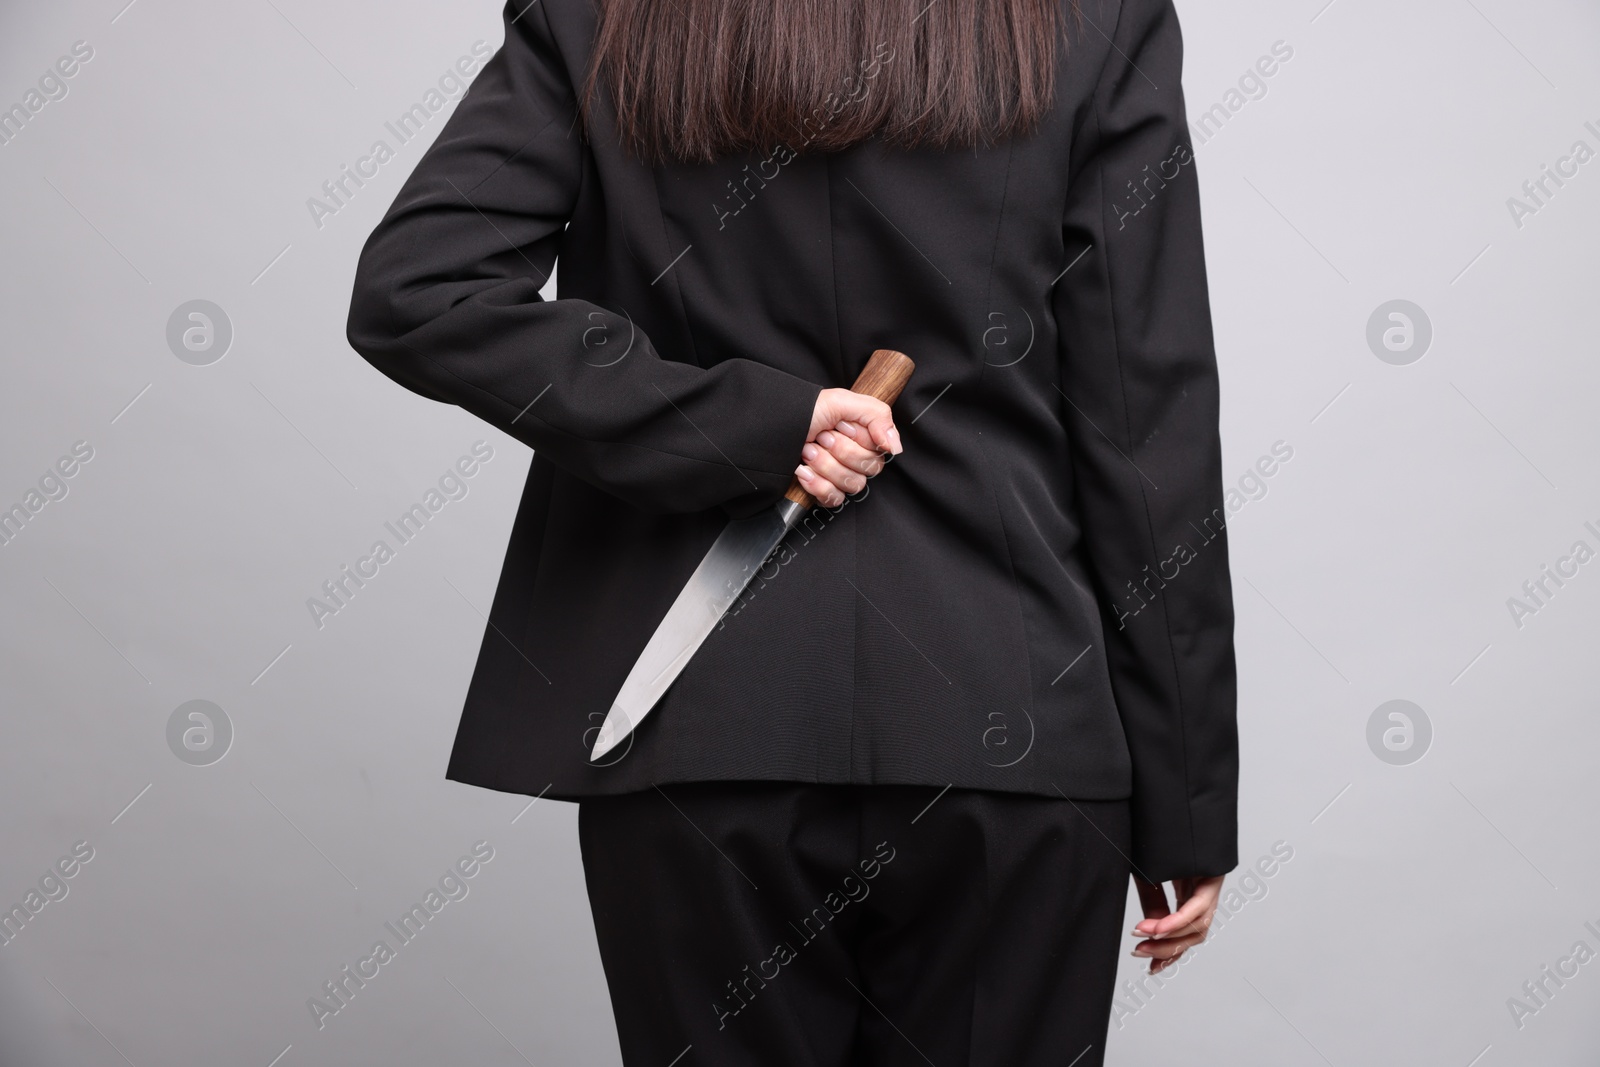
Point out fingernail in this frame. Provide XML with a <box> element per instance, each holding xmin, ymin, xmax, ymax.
<box><xmin>796</xmin><ymin>465</ymin><xmax>813</xmax><ymax>480</ymax></box>
<box><xmin>801</xmin><ymin>444</ymin><xmax>819</xmax><ymax>461</ymax></box>
<box><xmin>838</xmin><ymin>421</ymin><xmax>857</xmax><ymax>435</ymax></box>
<box><xmin>817</xmin><ymin>430</ymin><xmax>835</xmax><ymax>448</ymax></box>
<box><xmin>887</xmin><ymin>427</ymin><xmax>903</xmax><ymax>454</ymax></box>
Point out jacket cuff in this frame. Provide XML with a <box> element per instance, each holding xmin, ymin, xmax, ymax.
<box><xmin>1134</xmin><ymin>789</ymin><xmax>1238</xmax><ymax>883</ymax></box>
<box><xmin>710</xmin><ymin>358</ymin><xmax>820</xmax><ymax>519</ymax></box>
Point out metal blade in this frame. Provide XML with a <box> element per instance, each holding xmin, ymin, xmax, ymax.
<box><xmin>589</xmin><ymin>499</ymin><xmax>801</xmax><ymax>760</ymax></box>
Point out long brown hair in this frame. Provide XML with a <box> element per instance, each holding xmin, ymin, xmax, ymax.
<box><xmin>581</xmin><ymin>0</ymin><xmax>1072</xmax><ymax>165</ymax></box>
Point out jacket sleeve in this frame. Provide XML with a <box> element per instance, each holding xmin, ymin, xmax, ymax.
<box><xmin>1053</xmin><ymin>0</ymin><xmax>1239</xmax><ymax>882</ymax></box>
<box><xmin>344</xmin><ymin>1</ymin><xmax>821</xmax><ymax>518</ymax></box>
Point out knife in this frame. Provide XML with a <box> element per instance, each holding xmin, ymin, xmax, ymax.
<box><xmin>589</xmin><ymin>348</ymin><xmax>915</xmax><ymax>761</ymax></box>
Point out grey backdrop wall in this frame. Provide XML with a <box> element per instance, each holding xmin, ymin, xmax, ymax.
<box><xmin>2</xmin><ymin>0</ymin><xmax>1597</xmax><ymax>1064</ymax></box>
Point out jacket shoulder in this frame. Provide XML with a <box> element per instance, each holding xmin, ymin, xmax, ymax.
<box><xmin>507</xmin><ymin>0</ymin><xmax>598</xmax><ymax>72</ymax></box>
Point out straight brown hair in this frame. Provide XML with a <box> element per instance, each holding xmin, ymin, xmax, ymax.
<box><xmin>581</xmin><ymin>0</ymin><xmax>1072</xmax><ymax>165</ymax></box>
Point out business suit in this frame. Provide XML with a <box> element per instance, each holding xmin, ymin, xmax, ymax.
<box><xmin>347</xmin><ymin>0</ymin><xmax>1236</xmax><ymax>1056</ymax></box>
<box><xmin>579</xmin><ymin>783</ymin><xmax>1133</xmax><ymax>1067</ymax></box>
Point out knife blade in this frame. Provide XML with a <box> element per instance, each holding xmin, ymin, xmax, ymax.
<box><xmin>589</xmin><ymin>348</ymin><xmax>915</xmax><ymax>761</ymax></box>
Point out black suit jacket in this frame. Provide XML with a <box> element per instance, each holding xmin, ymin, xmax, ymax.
<box><xmin>346</xmin><ymin>0</ymin><xmax>1239</xmax><ymax>881</ymax></box>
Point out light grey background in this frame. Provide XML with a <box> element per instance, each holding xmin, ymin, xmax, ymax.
<box><xmin>1</xmin><ymin>0</ymin><xmax>1596</xmax><ymax>1063</ymax></box>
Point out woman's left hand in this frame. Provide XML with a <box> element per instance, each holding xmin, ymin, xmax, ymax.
<box><xmin>1130</xmin><ymin>874</ymin><xmax>1224</xmax><ymax>974</ymax></box>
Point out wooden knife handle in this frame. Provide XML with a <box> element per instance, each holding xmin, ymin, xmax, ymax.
<box><xmin>782</xmin><ymin>348</ymin><xmax>915</xmax><ymax>510</ymax></box>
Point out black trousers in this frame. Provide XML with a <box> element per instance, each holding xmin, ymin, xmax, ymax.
<box><xmin>578</xmin><ymin>782</ymin><xmax>1132</xmax><ymax>1066</ymax></box>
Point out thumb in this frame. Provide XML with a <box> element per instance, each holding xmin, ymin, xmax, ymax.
<box><xmin>1133</xmin><ymin>876</ymin><xmax>1170</xmax><ymax>932</ymax></box>
<box><xmin>821</xmin><ymin>389</ymin><xmax>901</xmax><ymax>455</ymax></box>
